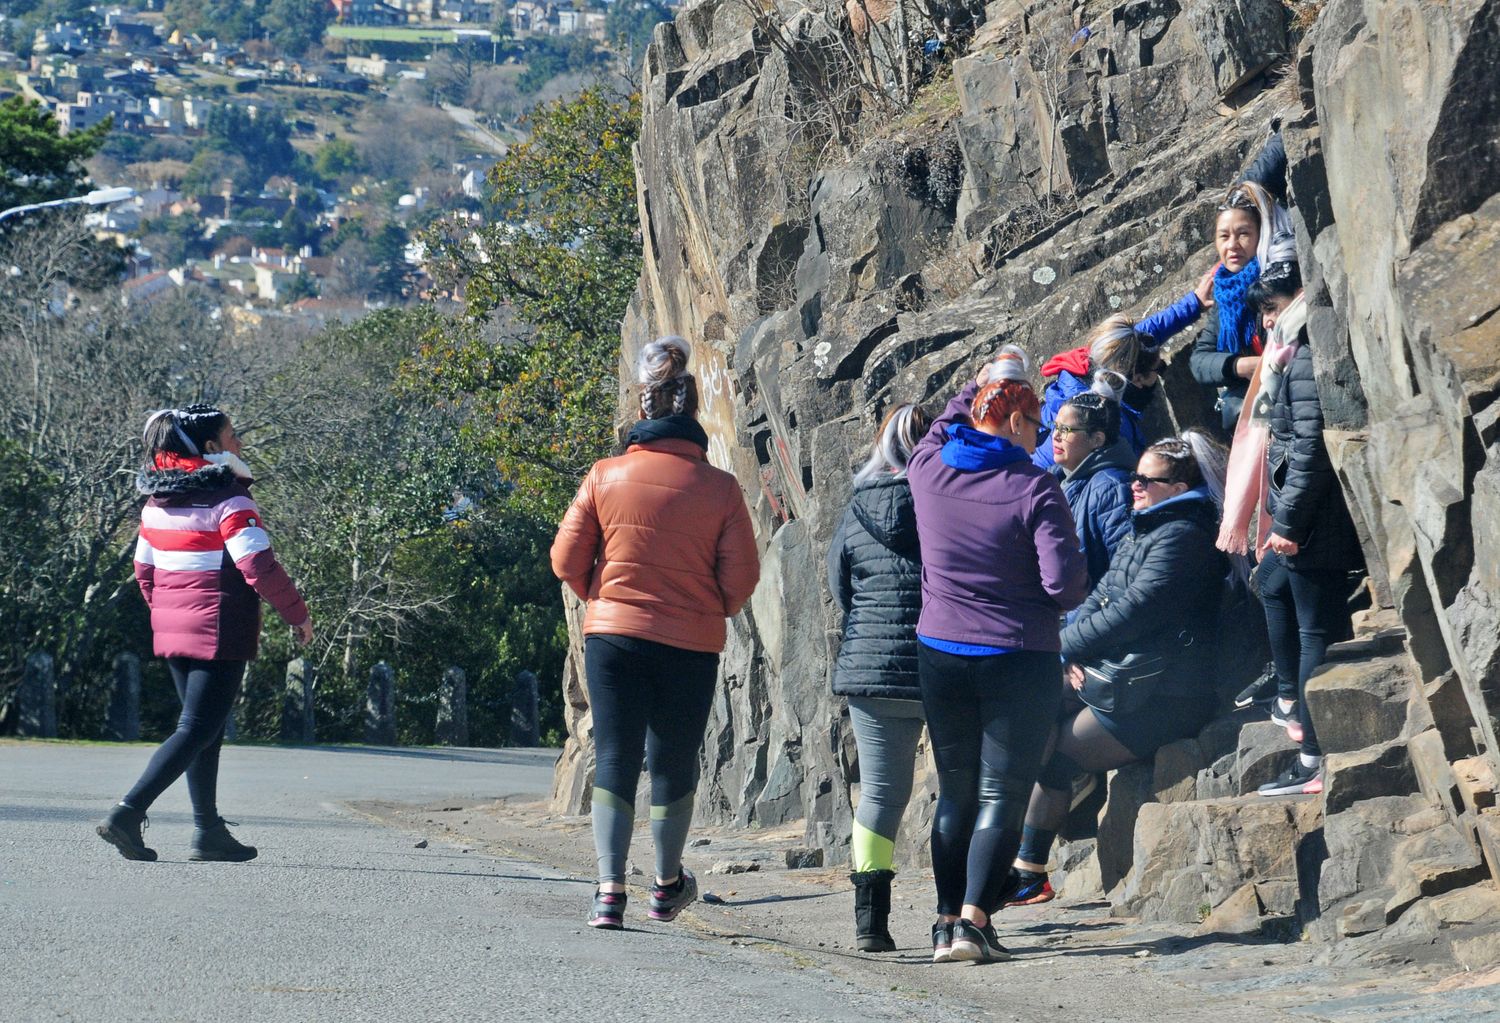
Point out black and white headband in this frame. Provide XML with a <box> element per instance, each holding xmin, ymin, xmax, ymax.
<box><xmin>143</xmin><ymin>407</ymin><xmax>219</xmax><ymax>456</ymax></box>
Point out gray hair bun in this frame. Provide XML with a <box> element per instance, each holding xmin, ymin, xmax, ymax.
<box><xmin>985</xmin><ymin>343</ymin><xmax>1032</xmax><ymax>383</ymax></box>
<box><xmin>639</xmin><ymin>335</ymin><xmax>694</xmax><ymax>418</ymax></box>
<box><xmin>1090</xmin><ymin>368</ymin><xmax>1126</xmax><ymax>402</ymax></box>
<box><xmin>638</xmin><ymin>335</ymin><xmax>691</xmax><ymax>386</ymax></box>
<box><xmin>1265</xmin><ymin>231</ymin><xmax>1298</xmax><ymax>266</ymax></box>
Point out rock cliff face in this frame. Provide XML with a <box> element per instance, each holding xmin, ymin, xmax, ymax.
<box><xmin>551</xmin><ymin>0</ymin><xmax>1500</xmax><ymax>953</ymax></box>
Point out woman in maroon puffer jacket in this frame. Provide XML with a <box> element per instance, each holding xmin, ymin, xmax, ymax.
<box><xmin>96</xmin><ymin>404</ymin><xmax>312</xmax><ymax>864</ymax></box>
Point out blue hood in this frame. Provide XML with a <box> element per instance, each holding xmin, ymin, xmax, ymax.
<box><xmin>940</xmin><ymin>423</ymin><xmax>1031</xmax><ymax>472</ymax></box>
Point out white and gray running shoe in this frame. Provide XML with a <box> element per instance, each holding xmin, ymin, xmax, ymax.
<box><xmin>948</xmin><ymin>918</ymin><xmax>1011</xmax><ymax>963</ymax></box>
<box><xmin>648</xmin><ymin>867</ymin><xmax>698</xmax><ymax>922</ymax></box>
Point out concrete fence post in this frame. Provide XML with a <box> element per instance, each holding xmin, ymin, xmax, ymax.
<box><xmin>106</xmin><ymin>652</ymin><xmax>141</xmax><ymax>741</ymax></box>
<box><xmin>510</xmin><ymin>669</ymin><xmax>539</xmax><ymax>747</ymax></box>
<box><xmin>18</xmin><ymin>651</ymin><xmax>56</xmax><ymax>738</ymax></box>
<box><xmin>435</xmin><ymin>666</ymin><xmax>468</xmax><ymax>746</ymax></box>
<box><xmin>365</xmin><ymin>661</ymin><xmax>396</xmax><ymax>745</ymax></box>
<box><xmin>281</xmin><ymin>657</ymin><xmax>315</xmax><ymax>743</ymax></box>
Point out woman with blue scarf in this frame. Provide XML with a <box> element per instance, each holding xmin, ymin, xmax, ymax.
<box><xmin>1189</xmin><ymin>178</ymin><xmax>1293</xmax><ymax>432</ymax></box>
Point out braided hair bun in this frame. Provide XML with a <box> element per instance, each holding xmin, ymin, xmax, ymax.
<box><xmin>638</xmin><ymin>335</ymin><xmax>700</xmax><ymax>419</ymax></box>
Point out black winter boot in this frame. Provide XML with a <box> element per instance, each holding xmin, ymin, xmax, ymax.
<box><xmin>190</xmin><ymin>818</ymin><xmax>257</xmax><ymax>862</ymax></box>
<box><xmin>851</xmin><ymin>869</ymin><xmax>897</xmax><ymax>952</ymax></box>
<box><xmin>96</xmin><ymin>803</ymin><xmax>157</xmax><ymax>862</ymax></box>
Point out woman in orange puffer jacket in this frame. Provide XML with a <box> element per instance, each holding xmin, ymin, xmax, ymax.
<box><xmin>551</xmin><ymin>335</ymin><xmax>759</xmax><ymax>931</ymax></box>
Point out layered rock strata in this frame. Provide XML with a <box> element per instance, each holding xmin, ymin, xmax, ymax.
<box><xmin>550</xmin><ymin>0</ymin><xmax>1500</xmax><ymax>954</ymax></box>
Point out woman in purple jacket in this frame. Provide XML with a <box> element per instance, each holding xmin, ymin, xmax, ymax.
<box><xmin>96</xmin><ymin>405</ymin><xmax>312</xmax><ymax>864</ymax></box>
<box><xmin>905</xmin><ymin>347</ymin><xmax>1089</xmax><ymax>964</ymax></box>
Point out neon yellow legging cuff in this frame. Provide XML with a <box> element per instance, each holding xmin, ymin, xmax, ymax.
<box><xmin>851</xmin><ymin>821</ymin><xmax>896</xmax><ymax>873</ymax></box>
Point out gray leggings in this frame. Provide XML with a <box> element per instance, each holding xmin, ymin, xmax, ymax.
<box><xmin>848</xmin><ymin>696</ymin><xmax>925</xmax><ymax>872</ymax></box>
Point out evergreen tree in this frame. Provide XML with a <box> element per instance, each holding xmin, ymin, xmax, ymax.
<box><xmin>0</xmin><ymin>97</ymin><xmax>111</xmax><ymax>210</ymax></box>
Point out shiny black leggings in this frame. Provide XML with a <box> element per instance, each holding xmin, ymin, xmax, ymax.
<box><xmin>918</xmin><ymin>645</ymin><xmax>1061</xmax><ymax>916</ymax></box>
<box><xmin>123</xmin><ymin>658</ymin><xmax>244</xmax><ymax>827</ymax></box>
<box><xmin>1259</xmin><ymin>551</ymin><xmax>1350</xmax><ymax>759</ymax></box>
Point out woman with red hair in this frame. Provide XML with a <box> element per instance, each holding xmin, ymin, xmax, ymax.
<box><xmin>905</xmin><ymin>346</ymin><xmax>1089</xmax><ymax>963</ymax></box>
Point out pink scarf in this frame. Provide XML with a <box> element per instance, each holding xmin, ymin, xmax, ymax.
<box><xmin>1217</xmin><ymin>292</ymin><xmax>1308</xmax><ymax>556</ymax></box>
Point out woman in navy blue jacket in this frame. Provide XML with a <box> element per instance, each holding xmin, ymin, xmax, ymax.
<box><xmin>1047</xmin><ymin>390</ymin><xmax>1134</xmax><ymax>591</ymax></box>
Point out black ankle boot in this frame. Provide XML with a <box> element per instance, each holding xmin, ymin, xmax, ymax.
<box><xmin>190</xmin><ymin>818</ymin><xmax>257</xmax><ymax>862</ymax></box>
<box><xmin>851</xmin><ymin>869</ymin><xmax>896</xmax><ymax>952</ymax></box>
<box><xmin>96</xmin><ymin>803</ymin><xmax>157</xmax><ymax>861</ymax></box>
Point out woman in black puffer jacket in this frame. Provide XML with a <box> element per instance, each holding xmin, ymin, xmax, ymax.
<box><xmin>1245</xmin><ymin>263</ymin><xmax>1362</xmax><ymax>798</ymax></box>
<box><xmin>827</xmin><ymin>402</ymin><xmax>929</xmax><ymax>953</ymax></box>
<box><xmin>1004</xmin><ymin>431</ymin><xmax>1233</xmax><ymax>907</ymax></box>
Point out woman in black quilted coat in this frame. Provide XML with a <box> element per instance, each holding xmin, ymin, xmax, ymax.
<box><xmin>827</xmin><ymin>402</ymin><xmax>929</xmax><ymax>953</ymax></box>
<box><xmin>1247</xmin><ymin>263</ymin><xmax>1362</xmax><ymax>798</ymax></box>
<box><xmin>1005</xmin><ymin>431</ymin><xmax>1232</xmax><ymax>907</ymax></box>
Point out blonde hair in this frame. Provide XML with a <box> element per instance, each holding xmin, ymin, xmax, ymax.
<box><xmin>1085</xmin><ymin>316</ymin><xmax>1144</xmax><ymax>379</ymax></box>
<box><xmin>638</xmin><ymin>335</ymin><xmax>698</xmax><ymax>419</ymax></box>
<box><xmin>852</xmin><ymin>403</ymin><xmax>931</xmax><ymax>487</ymax></box>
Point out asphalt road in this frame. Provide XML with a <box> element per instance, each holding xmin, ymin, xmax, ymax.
<box><xmin>1</xmin><ymin>741</ymin><xmax>925</xmax><ymax>1023</ymax></box>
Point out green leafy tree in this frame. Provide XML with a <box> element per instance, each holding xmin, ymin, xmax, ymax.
<box><xmin>181</xmin><ymin>148</ymin><xmax>253</xmax><ymax>197</ymax></box>
<box><xmin>604</xmin><ymin>0</ymin><xmax>670</xmax><ymax>58</ymax></box>
<box><xmin>163</xmin><ymin>0</ymin><xmax>255</xmax><ymax>43</ymax></box>
<box><xmin>516</xmin><ymin>35</ymin><xmax>605</xmax><ymax>95</ymax></box>
<box><xmin>414</xmin><ymin>88</ymin><xmax>641</xmax><ymax>517</ymax></box>
<box><xmin>235</xmin><ymin>308</ymin><xmax>493</xmax><ymax>740</ymax></box>
<box><xmin>202</xmin><ymin>104</ymin><xmax>296</xmax><ymax>186</ymax></box>
<box><xmin>0</xmin><ymin>97</ymin><xmax>112</xmax><ymax>210</ymax></box>
<box><xmin>369</xmin><ymin>221</ymin><xmax>409</xmax><ymax>299</ymax></box>
<box><xmin>260</xmin><ymin>0</ymin><xmax>332</xmax><ymax>56</ymax></box>
<box><xmin>278</xmin><ymin>206</ymin><xmax>318</xmax><ymax>253</ymax></box>
<box><xmin>313</xmin><ymin>138</ymin><xmax>362</xmax><ymax>179</ymax></box>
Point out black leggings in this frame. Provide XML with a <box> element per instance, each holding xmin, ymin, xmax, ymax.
<box><xmin>584</xmin><ymin>634</ymin><xmax>718</xmax><ymax>882</ymax></box>
<box><xmin>123</xmin><ymin>658</ymin><xmax>244</xmax><ymax>827</ymax></box>
<box><xmin>1259</xmin><ymin>551</ymin><xmax>1349</xmax><ymax>759</ymax></box>
<box><xmin>918</xmin><ymin>645</ymin><xmax>1061</xmax><ymax>916</ymax></box>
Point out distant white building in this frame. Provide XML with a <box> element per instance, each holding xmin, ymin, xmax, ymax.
<box><xmin>146</xmin><ymin>95</ymin><xmax>181</xmax><ymax>129</ymax></box>
<box><xmin>181</xmin><ymin>97</ymin><xmax>210</xmax><ymax>128</ymax></box>
<box><xmin>55</xmin><ymin>88</ymin><xmax>141</xmax><ymax>134</ymax></box>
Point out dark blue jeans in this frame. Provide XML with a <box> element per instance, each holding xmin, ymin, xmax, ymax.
<box><xmin>1259</xmin><ymin>551</ymin><xmax>1349</xmax><ymax>759</ymax></box>
<box><xmin>918</xmin><ymin>645</ymin><xmax>1060</xmax><ymax>916</ymax></box>
<box><xmin>123</xmin><ymin>658</ymin><xmax>244</xmax><ymax>827</ymax></box>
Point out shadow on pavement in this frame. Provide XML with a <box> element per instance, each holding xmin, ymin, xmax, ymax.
<box><xmin>290</xmin><ymin>745</ymin><xmax>560</xmax><ymax>768</ymax></box>
<box><xmin>253</xmin><ymin>860</ymin><xmax>594</xmax><ymax>885</ymax></box>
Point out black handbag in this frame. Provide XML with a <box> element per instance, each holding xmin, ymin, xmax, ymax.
<box><xmin>1078</xmin><ymin>652</ymin><xmax>1168</xmax><ymax>715</ymax></box>
<box><xmin>1078</xmin><ymin>629</ymin><xmax>1193</xmax><ymax>715</ymax></box>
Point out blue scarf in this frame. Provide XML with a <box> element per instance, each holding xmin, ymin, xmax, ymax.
<box><xmin>940</xmin><ymin>424</ymin><xmax>1030</xmax><ymax>472</ymax></box>
<box><xmin>1213</xmin><ymin>258</ymin><xmax>1261</xmax><ymax>354</ymax></box>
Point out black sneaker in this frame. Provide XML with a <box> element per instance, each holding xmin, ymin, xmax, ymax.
<box><xmin>648</xmin><ymin>868</ymin><xmax>698</xmax><ymax>922</ymax></box>
<box><xmin>189</xmin><ymin>818</ymin><xmax>257</xmax><ymax>862</ymax></box>
<box><xmin>1270</xmin><ymin>700</ymin><xmax>1305</xmax><ymax>743</ymax></box>
<box><xmin>96</xmin><ymin>803</ymin><xmax>157</xmax><ymax>862</ymax></box>
<box><xmin>1257</xmin><ymin>760</ymin><xmax>1323</xmax><ymax>797</ymax></box>
<box><xmin>589</xmin><ymin>888</ymin><xmax>627</xmax><ymax>929</ymax></box>
<box><xmin>948</xmin><ymin>918</ymin><xmax>1011</xmax><ymax>962</ymax></box>
<box><xmin>1004</xmin><ymin>870</ymin><xmax>1055</xmax><ymax>907</ymax></box>
<box><xmin>931</xmin><ymin>921</ymin><xmax>954</xmax><ymax>963</ymax></box>
<box><xmin>1233</xmin><ymin>666</ymin><xmax>1279</xmax><ymax>709</ymax></box>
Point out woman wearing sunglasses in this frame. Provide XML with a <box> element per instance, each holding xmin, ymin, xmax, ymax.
<box><xmin>904</xmin><ymin>346</ymin><xmax>1088</xmax><ymax>963</ymax></box>
<box><xmin>1004</xmin><ymin>431</ymin><xmax>1235</xmax><ymax>907</ymax></box>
